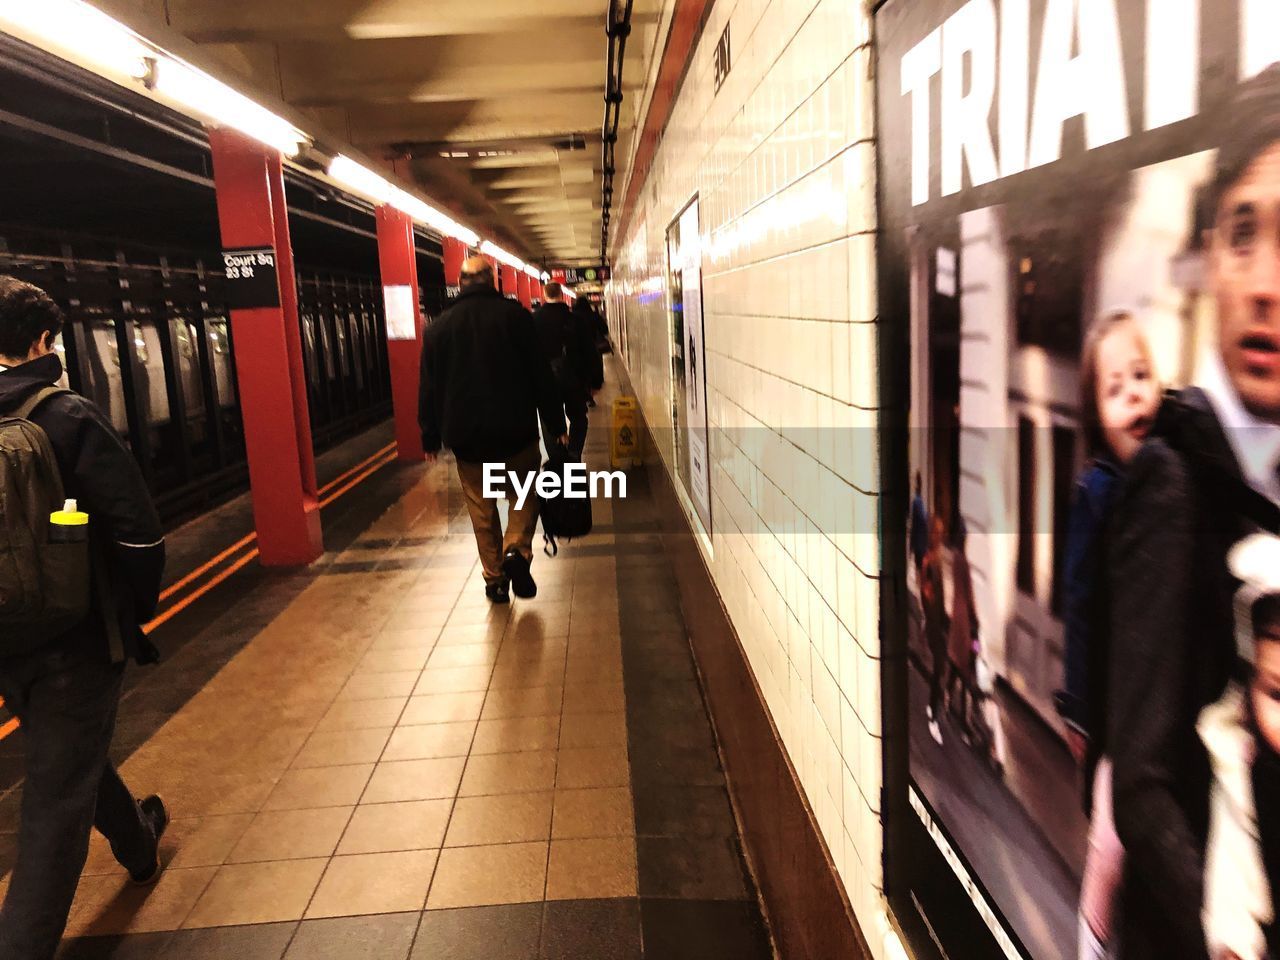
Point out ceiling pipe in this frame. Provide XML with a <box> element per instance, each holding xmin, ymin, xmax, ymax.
<box><xmin>600</xmin><ymin>0</ymin><xmax>633</xmax><ymax>262</ymax></box>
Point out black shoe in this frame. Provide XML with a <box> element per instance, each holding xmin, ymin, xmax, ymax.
<box><xmin>502</xmin><ymin>549</ymin><xmax>537</xmax><ymax>599</ymax></box>
<box><xmin>129</xmin><ymin>795</ymin><xmax>169</xmax><ymax>885</ymax></box>
<box><xmin>485</xmin><ymin>581</ymin><xmax>510</xmax><ymax>604</ymax></box>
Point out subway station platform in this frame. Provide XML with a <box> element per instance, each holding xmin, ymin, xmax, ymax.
<box><xmin>0</xmin><ymin>373</ymin><xmax>772</xmax><ymax>960</ymax></box>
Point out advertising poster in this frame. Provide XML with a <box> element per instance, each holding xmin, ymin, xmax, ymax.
<box><xmin>876</xmin><ymin>1</ymin><xmax>1280</xmax><ymax>958</ymax></box>
<box><xmin>667</xmin><ymin>197</ymin><xmax>713</xmax><ymax>537</ymax></box>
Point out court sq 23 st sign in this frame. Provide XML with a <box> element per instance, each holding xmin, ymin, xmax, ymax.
<box><xmin>898</xmin><ymin>0</ymin><xmax>1280</xmax><ymax>206</ymax></box>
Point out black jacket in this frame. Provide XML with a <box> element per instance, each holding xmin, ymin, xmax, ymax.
<box><xmin>1108</xmin><ymin>387</ymin><xmax>1280</xmax><ymax>960</ymax></box>
<box><xmin>575</xmin><ymin>298</ymin><xmax>609</xmax><ymax>343</ymax></box>
<box><xmin>532</xmin><ymin>302</ymin><xmax>603</xmax><ymax>397</ymax></box>
<box><xmin>0</xmin><ymin>354</ymin><xmax>164</xmax><ymax>664</ymax></box>
<box><xmin>419</xmin><ymin>286</ymin><xmax>565</xmax><ymax>462</ymax></box>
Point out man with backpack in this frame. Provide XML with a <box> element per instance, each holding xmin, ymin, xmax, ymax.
<box><xmin>420</xmin><ymin>257</ymin><xmax>566</xmax><ymax>603</ymax></box>
<box><xmin>0</xmin><ymin>277</ymin><xmax>167</xmax><ymax>960</ymax></box>
<box><xmin>534</xmin><ymin>282</ymin><xmax>602</xmax><ymax>461</ymax></box>
<box><xmin>1106</xmin><ymin>67</ymin><xmax>1280</xmax><ymax>960</ymax></box>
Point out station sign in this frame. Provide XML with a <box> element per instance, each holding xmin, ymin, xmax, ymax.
<box><xmin>560</xmin><ymin>265</ymin><xmax>611</xmax><ymax>284</ymax></box>
<box><xmin>221</xmin><ymin>247</ymin><xmax>280</xmax><ymax>310</ymax></box>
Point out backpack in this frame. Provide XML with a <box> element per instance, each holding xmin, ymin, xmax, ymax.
<box><xmin>539</xmin><ymin>449</ymin><xmax>593</xmax><ymax>555</ymax></box>
<box><xmin>0</xmin><ymin>387</ymin><xmax>91</xmax><ymax>653</ymax></box>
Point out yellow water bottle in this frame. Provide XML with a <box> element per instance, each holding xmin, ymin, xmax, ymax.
<box><xmin>50</xmin><ymin>499</ymin><xmax>89</xmax><ymax>543</ymax></box>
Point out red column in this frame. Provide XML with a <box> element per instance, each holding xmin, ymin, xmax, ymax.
<box><xmin>208</xmin><ymin>128</ymin><xmax>322</xmax><ymax>566</ymax></box>
<box><xmin>442</xmin><ymin>237</ymin><xmax>465</xmax><ymax>291</ymax></box>
<box><xmin>375</xmin><ymin>206</ymin><xmax>426</xmax><ymax>463</ymax></box>
<box><xmin>531</xmin><ymin>277</ymin><xmax>543</xmax><ymax>302</ymax></box>
<box><xmin>517</xmin><ymin>272</ymin><xmax>531</xmax><ymax>308</ymax></box>
<box><xmin>501</xmin><ymin>264</ymin><xmax>518</xmax><ymax>299</ymax></box>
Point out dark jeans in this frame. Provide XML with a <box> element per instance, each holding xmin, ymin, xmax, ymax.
<box><xmin>0</xmin><ymin>643</ymin><xmax>154</xmax><ymax>960</ymax></box>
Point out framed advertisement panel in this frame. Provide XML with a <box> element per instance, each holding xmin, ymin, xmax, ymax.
<box><xmin>875</xmin><ymin>1</ymin><xmax>1280</xmax><ymax>958</ymax></box>
<box><xmin>666</xmin><ymin>196</ymin><xmax>714</xmax><ymax>539</ymax></box>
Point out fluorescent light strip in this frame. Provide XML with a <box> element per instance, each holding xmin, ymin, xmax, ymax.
<box><xmin>329</xmin><ymin>157</ymin><xmax>480</xmax><ymax>247</ymax></box>
<box><xmin>0</xmin><ymin>0</ymin><xmax>149</xmax><ymax>79</ymax></box>
<box><xmin>0</xmin><ymin>0</ymin><xmax>308</xmax><ymax>156</ymax></box>
<box><xmin>480</xmin><ymin>240</ymin><xmax>530</xmax><ymax>273</ymax></box>
<box><xmin>0</xmin><ymin>0</ymin><xmax>527</xmax><ymax>260</ymax></box>
<box><xmin>329</xmin><ymin>155</ymin><xmax>397</xmax><ymax>205</ymax></box>
<box><xmin>152</xmin><ymin>59</ymin><xmax>304</xmax><ymax>157</ymax></box>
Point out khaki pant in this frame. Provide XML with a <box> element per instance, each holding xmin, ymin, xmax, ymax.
<box><xmin>456</xmin><ymin>442</ymin><xmax>542</xmax><ymax>584</ymax></box>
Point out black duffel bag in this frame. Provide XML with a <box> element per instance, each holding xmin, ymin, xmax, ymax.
<box><xmin>539</xmin><ymin>448</ymin><xmax>592</xmax><ymax>555</ymax></box>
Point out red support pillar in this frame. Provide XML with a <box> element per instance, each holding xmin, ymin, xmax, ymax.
<box><xmin>531</xmin><ymin>277</ymin><xmax>543</xmax><ymax>303</ymax></box>
<box><xmin>375</xmin><ymin>206</ymin><xmax>427</xmax><ymax>463</ymax></box>
<box><xmin>517</xmin><ymin>272</ymin><xmax>532</xmax><ymax>308</ymax></box>
<box><xmin>500</xmin><ymin>264</ymin><xmax>518</xmax><ymax>299</ymax></box>
<box><xmin>208</xmin><ymin>128</ymin><xmax>322</xmax><ymax>566</ymax></box>
<box><xmin>443</xmin><ymin>237</ymin><xmax>466</xmax><ymax>291</ymax></box>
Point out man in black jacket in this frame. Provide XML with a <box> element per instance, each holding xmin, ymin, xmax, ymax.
<box><xmin>420</xmin><ymin>257</ymin><xmax>566</xmax><ymax>602</ymax></box>
<box><xmin>1108</xmin><ymin>69</ymin><xmax>1280</xmax><ymax>960</ymax></box>
<box><xmin>533</xmin><ymin>282</ymin><xmax>602</xmax><ymax>460</ymax></box>
<box><xmin>0</xmin><ymin>277</ymin><xmax>168</xmax><ymax>960</ymax></box>
<box><xmin>574</xmin><ymin>294</ymin><xmax>610</xmax><ymax>348</ymax></box>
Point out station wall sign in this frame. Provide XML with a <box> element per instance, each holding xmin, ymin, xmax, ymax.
<box><xmin>561</xmin><ymin>265</ymin><xmax>611</xmax><ymax>284</ymax></box>
<box><xmin>222</xmin><ymin>247</ymin><xmax>280</xmax><ymax>310</ymax></box>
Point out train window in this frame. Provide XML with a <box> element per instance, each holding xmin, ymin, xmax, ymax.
<box><xmin>132</xmin><ymin>320</ymin><xmax>170</xmax><ymax>452</ymax></box>
<box><xmin>350</xmin><ymin>310</ymin><xmax>365</xmax><ymax>391</ymax></box>
<box><xmin>84</xmin><ymin>318</ymin><xmax>129</xmax><ymax>437</ymax></box>
<box><xmin>208</xmin><ymin>321</ymin><xmax>230</xmax><ymax>356</ymax></box>
<box><xmin>301</xmin><ymin>312</ymin><xmax>320</xmax><ymax>387</ymax></box>
<box><xmin>132</xmin><ymin>322</ymin><xmax>150</xmax><ymax>365</ymax></box>
<box><xmin>172</xmin><ymin>319</ymin><xmax>207</xmax><ymax>448</ymax></box>
<box><xmin>335</xmin><ymin>311</ymin><xmax>349</xmax><ymax>374</ymax></box>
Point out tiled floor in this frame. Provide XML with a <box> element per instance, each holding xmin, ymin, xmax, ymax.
<box><xmin>2</xmin><ymin>372</ymin><xmax>774</xmax><ymax>959</ymax></box>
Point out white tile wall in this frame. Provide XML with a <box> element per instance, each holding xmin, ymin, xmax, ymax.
<box><xmin>608</xmin><ymin>0</ymin><xmax>894</xmax><ymax>955</ymax></box>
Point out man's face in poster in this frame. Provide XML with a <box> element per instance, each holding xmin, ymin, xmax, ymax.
<box><xmin>1210</xmin><ymin>141</ymin><xmax>1280</xmax><ymax>423</ymax></box>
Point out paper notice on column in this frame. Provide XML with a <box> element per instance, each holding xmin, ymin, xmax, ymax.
<box><xmin>383</xmin><ymin>284</ymin><xmax>417</xmax><ymax>341</ymax></box>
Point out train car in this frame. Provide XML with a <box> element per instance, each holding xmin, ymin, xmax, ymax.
<box><xmin>0</xmin><ymin>226</ymin><xmax>445</xmax><ymax>523</ymax></box>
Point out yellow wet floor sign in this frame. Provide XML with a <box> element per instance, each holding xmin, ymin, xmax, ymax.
<box><xmin>611</xmin><ymin>396</ymin><xmax>641</xmax><ymax>468</ymax></box>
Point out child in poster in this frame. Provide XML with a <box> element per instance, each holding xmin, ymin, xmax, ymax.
<box><xmin>1057</xmin><ymin>311</ymin><xmax>1162</xmax><ymax>959</ymax></box>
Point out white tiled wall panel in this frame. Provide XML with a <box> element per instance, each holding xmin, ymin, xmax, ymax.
<box><xmin>607</xmin><ymin>0</ymin><xmax>889</xmax><ymax>953</ymax></box>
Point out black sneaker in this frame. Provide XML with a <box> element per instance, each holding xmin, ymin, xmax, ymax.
<box><xmin>485</xmin><ymin>581</ymin><xmax>510</xmax><ymax>604</ymax></box>
<box><xmin>501</xmin><ymin>549</ymin><xmax>537</xmax><ymax>599</ymax></box>
<box><xmin>129</xmin><ymin>795</ymin><xmax>169</xmax><ymax>885</ymax></box>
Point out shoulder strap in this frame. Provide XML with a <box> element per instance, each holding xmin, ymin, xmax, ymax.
<box><xmin>11</xmin><ymin>386</ymin><xmax>69</xmax><ymax>422</ymax></box>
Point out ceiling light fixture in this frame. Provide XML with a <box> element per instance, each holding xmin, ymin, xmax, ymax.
<box><xmin>0</xmin><ymin>0</ymin><xmax>500</xmax><ymax>251</ymax></box>
<box><xmin>329</xmin><ymin>155</ymin><xmax>480</xmax><ymax>247</ymax></box>
<box><xmin>0</xmin><ymin>0</ymin><xmax>309</xmax><ymax>156</ymax></box>
<box><xmin>151</xmin><ymin>58</ymin><xmax>306</xmax><ymax>156</ymax></box>
<box><xmin>0</xmin><ymin>0</ymin><xmax>149</xmax><ymax>80</ymax></box>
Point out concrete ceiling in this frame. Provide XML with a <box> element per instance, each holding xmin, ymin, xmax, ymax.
<box><xmin>105</xmin><ymin>0</ymin><xmax>663</xmax><ymax>266</ymax></box>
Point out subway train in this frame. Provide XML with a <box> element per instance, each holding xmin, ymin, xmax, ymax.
<box><xmin>0</xmin><ymin>227</ymin><xmax>443</xmax><ymax>523</ymax></box>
